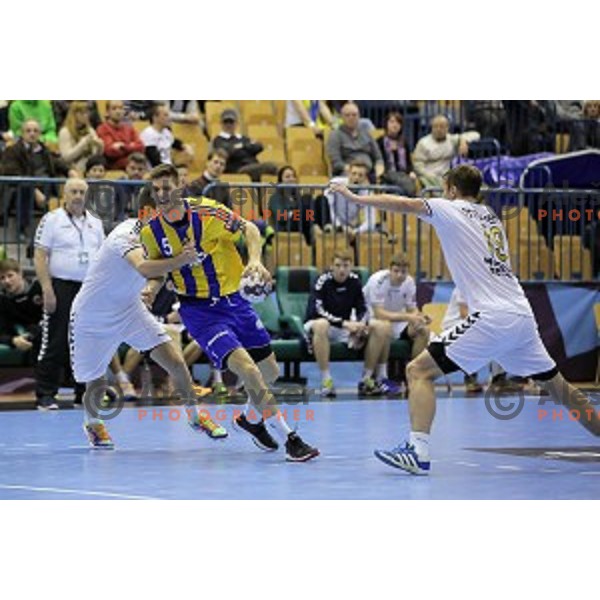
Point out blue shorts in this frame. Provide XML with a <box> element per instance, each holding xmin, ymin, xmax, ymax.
<box><xmin>178</xmin><ymin>292</ymin><xmax>272</xmax><ymax>370</ymax></box>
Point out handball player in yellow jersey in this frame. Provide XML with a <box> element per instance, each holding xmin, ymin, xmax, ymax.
<box><xmin>140</xmin><ymin>165</ymin><xmax>319</xmax><ymax>462</ymax></box>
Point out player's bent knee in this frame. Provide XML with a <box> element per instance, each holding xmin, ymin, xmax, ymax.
<box><xmin>406</xmin><ymin>357</ymin><xmax>436</xmax><ymax>382</ymax></box>
<box><xmin>311</xmin><ymin>319</ymin><xmax>330</xmax><ymax>335</ymax></box>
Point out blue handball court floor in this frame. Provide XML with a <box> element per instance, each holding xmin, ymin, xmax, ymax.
<box><xmin>1</xmin><ymin>390</ymin><xmax>600</xmax><ymax>500</ymax></box>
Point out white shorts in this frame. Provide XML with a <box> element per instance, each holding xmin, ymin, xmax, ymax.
<box><xmin>391</xmin><ymin>321</ymin><xmax>409</xmax><ymax>339</ymax></box>
<box><xmin>304</xmin><ymin>320</ymin><xmax>350</xmax><ymax>344</ymax></box>
<box><xmin>432</xmin><ymin>311</ymin><xmax>557</xmax><ymax>379</ymax></box>
<box><xmin>70</xmin><ymin>301</ymin><xmax>170</xmax><ymax>383</ymax></box>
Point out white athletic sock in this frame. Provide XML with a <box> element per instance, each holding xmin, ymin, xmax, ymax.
<box><xmin>115</xmin><ymin>370</ymin><xmax>130</xmax><ymax>385</ymax></box>
<box><xmin>363</xmin><ymin>368</ymin><xmax>374</xmax><ymax>380</ymax></box>
<box><xmin>321</xmin><ymin>369</ymin><xmax>332</xmax><ymax>382</ymax></box>
<box><xmin>212</xmin><ymin>369</ymin><xmax>223</xmax><ymax>384</ymax></box>
<box><xmin>377</xmin><ymin>363</ymin><xmax>388</xmax><ymax>380</ymax></box>
<box><xmin>267</xmin><ymin>411</ymin><xmax>292</xmax><ymax>441</ymax></box>
<box><xmin>409</xmin><ymin>431</ymin><xmax>430</xmax><ymax>459</ymax></box>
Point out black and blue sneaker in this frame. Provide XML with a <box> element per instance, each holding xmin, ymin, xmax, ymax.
<box><xmin>374</xmin><ymin>442</ymin><xmax>431</xmax><ymax>475</ymax></box>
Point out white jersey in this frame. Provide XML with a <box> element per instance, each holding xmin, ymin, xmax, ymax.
<box><xmin>73</xmin><ymin>219</ymin><xmax>146</xmax><ymax>313</ymax></box>
<box><xmin>363</xmin><ymin>270</ymin><xmax>417</xmax><ymax>315</ymax></box>
<box><xmin>441</xmin><ymin>287</ymin><xmax>467</xmax><ymax>332</ymax></box>
<box><xmin>419</xmin><ymin>198</ymin><xmax>533</xmax><ymax>316</ymax></box>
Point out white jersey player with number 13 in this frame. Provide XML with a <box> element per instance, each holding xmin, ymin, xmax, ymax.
<box><xmin>330</xmin><ymin>164</ymin><xmax>600</xmax><ymax>475</ymax></box>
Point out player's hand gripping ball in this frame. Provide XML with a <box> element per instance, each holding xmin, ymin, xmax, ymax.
<box><xmin>239</xmin><ymin>273</ymin><xmax>272</xmax><ymax>304</ymax></box>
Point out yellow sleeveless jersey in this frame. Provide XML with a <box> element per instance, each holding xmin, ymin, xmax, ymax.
<box><xmin>140</xmin><ymin>197</ymin><xmax>243</xmax><ymax>299</ymax></box>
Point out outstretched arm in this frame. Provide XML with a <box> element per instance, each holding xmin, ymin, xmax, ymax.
<box><xmin>329</xmin><ymin>183</ymin><xmax>427</xmax><ymax>215</ymax></box>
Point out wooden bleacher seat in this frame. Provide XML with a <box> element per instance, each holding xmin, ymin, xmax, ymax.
<box><xmin>369</xmin><ymin>128</ymin><xmax>385</xmax><ymax>140</ymax></box>
<box><xmin>355</xmin><ymin>233</ymin><xmax>394</xmax><ymax>273</ymax></box>
<box><xmin>313</xmin><ymin>226</ymin><xmax>353</xmax><ymax>270</ymax></box>
<box><xmin>105</xmin><ymin>170</ymin><xmax>126</xmax><ymax>180</ymax></box>
<box><xmin>555</xmin><ymin>133</ymin><xmax>571</xmax><ymax>154</ymax></box>
<box><xmin>421</xmin><ymin>303</ymin><xmax>449</xmax><ymax>335</ymax></box>
<box><xmin>260</xmin><ymin>174</ymin><xmax>278</xmax><ymax>184</ymax></box>
<box><xmin>289</xmin><ymin>151</ymin><xmax>328</xmax><ymax>177</ymax></box>
<box><xmin>273</xmin><ymin>232</ymin><xmax>313</xmax><ymax>267</ymax></box>
<box><xmin>247</xmin><ymin>124</ymin><xmax>280</xmax><ymax>141</ymax></box>
<box><xmin>553</xmin><ymin>235</ymin><xmax>593</xmax><ymax>280</ymax></box>
<box><xmin>258</xmin><ymin>146</ymin><xmax>286</xmax><ymax>165</ymax></box>
<box><xmin>286</xmin><ymin>136</ymin><xmax>323</xmax><ymax>157</ymax></box>
<box><xmin>132</xmin><ymin>120</ymin><xmax>147</xmax><ymax>134</ymax></box>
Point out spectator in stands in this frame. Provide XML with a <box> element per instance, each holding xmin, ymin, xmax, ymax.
<box><xmin>97</xmin><ymin>100</ymin><xmax>145</xmax><ymax>170</ymax></box>
<box><xmin>0</xmin><ymin>118</ymin><xmax>74</xmax><ymax>237</ymax></box>
<box><xmin>326</xmin><ymin>101</ymin><xmax>384</xmax><ymax>179</ymax></box>
<box><xmin>0</xmin><ymin>101</ymin><xmax>14</xmax><ymax>152</ymax></box>
<box><xmin>84</xmin><ymin>155</ymin><xmax>107</xmax><ymax>179</ymax></box>
<box><xmin>114</xmin><ymin>152</ymin><xmax>149</xmax><ymax>220</ymax></box>
<box><xmin>58</xmin><ymin>101</ymin><xmax>104</xmax><ymax>174</ymax></box>
<box><xmin>325</xmin><ymin>160</ymin><xmax>379</xmax><ymax>243</ymax></box>
<box><xmin>376</xmin><ymin>111</ymin><xmax>417</xmax><ymax>196</ymax></box>
<box><xmin>362</xmin><ymin>254</ymin><xmax>430</xmax><ymax>395</ymax></box>
<box><xmin>188</xmin><ymin>149</ymin><xmax>231</xmax><ymax>207</ymax></box>
<box><xmin>285</xmin><ymin>101</ymin><xmax>334</xmax><ymax>137</ymax></box>
<box><xmin>504</xmin><ymin>101</ymin><xmax>553</xmax><ymax>156</ymax></box>
<box><xmin>53</xmin><ymin>101</ymin><xmax>102</xmax><ymax>130</ymax></box>
<box><xmin>9</xmin><ymin>101</ymin><xmax>58</xmax><ymax>145</ymax></box>
<box><xmin>0</xmin><ymin>258</ymin><xmax>43</xmax><ymax>359</ymax></box>
<box><xmin>211</xmin><ymin>109</ymin><xmax>277</xmax><ymax>182</ymax></box>
<box><xmin>466</xmin><ymin>101</ymin><xmax>506</xmax><ymax>142</ymax></box>
<box><xmin>412</xmin><ymin>115</ymin><xmax>480</xmax><ymax>188</ymax></box>
<box><xmin>33</xmin><ymin>178</ymin><xmax>105</xmax><ymax>410</ymax></box>
<box><xmin>268</xmin><ymin>165</ymin><xmax>328</xmax><ymax>243</ymax></box>
<box><xmin>141</xmin><ymin>102</ymin><xmax>193</xmax><ymax>167</ymax></box>
<box><xmin>570</xmin><ymin>100</ymin><xmax>600</xmax><ymax>151</ymax></box>
<box><xmin>168</xmin><ymin>100</ymin><xmax>201</xmax><ymax>125</ymax></box>
<box><xmin>304</xmin><ymin>249</ymin><xmax>392</xmax><ymax>398</ymax></box>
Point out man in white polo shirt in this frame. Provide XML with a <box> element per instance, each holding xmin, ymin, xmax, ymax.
<box><xmin>363</xmin><ymin>253</ymin><xmax>430</xmax><ymax>395</ymax></box>
<box><xmin>33</xmin><ymin>178</ymin><xmax>105</xmax><ymax>410</ymax></box>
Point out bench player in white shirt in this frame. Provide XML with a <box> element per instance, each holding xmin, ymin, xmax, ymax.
<box><xmin>362</xmin><ymin>254</ymin><xmax>430</xmax><ymax>395</ymax></box>
<box><xmin>331</xmin><ymin>164</ymin><xmax>600</xmax><ymax>474</ymax></box>
<box><xmin>70</xmin><ymin>187</ymin><xmax>227</xmax><ymax>448</ymax></box>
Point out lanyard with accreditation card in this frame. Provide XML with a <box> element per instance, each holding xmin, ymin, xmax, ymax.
<box><xmin>66</xmin><ymin>209</ymin><xmax>89</xmax><ymax>265</ymax></box>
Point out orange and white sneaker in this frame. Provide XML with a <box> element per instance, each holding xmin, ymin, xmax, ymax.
<box><xmin>188</xmin><ymin>412</ymin><xmax>228</xmax><ymax>440</ymax></box>
<box><xmin>83</xmin><ymin>421</ymin><xmax>115</xmax><ymax>449</ymax></box>
<box><xmin>192</xmin><ymin>383</ymin><xmax>212</xmax><ymax>398</ymax></box>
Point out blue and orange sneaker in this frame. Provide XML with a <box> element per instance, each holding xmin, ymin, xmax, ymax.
<box><xmin>189</xmin><ymin>412</ymin><xmax>228</xmax><ymax>440</ymax></box>
<box><xmin>83</xmin><ymin>421</ymin><xmax>115</xmax><ymax>449</ymax></box>
<box><xmin>374</xmin><ymin>442</ymin><xmax>430</xmax><ymax>475</ymax></box>
<box><xmin>377</xmin><ymin>378</ymin><xmax>403</xmax><ymax>397</ymax></box>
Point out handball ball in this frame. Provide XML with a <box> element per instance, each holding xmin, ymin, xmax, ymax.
<box><xmin>239</xmin><ymin>273</ymin><xmax>272</xmax><ymax>304</ymax></box>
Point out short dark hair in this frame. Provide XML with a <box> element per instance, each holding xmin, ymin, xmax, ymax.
<box><xmin>149</xmin><ymin>163</ymin><xmax>179</xmax><ymax>182</ymax></box>
<box><xmin>85</xmin><ymin>155</ymin><xmax>107</xmax><ymax>173</ymax></box>
<box><xmin>136</xmin><ymin>183</ymin><xmax>157</xmax><ymax>214</ymax></box>
<box><xmin>349</xmin><ymin>160</ymin><xmax>369</xmax><ymax>172</ymax></box>
<box><xmin>149</xmin><ymin>102</ymin><xmax>167</xmax><ymax>123</ymax></box>
<box><xmin>390</xmin><ymin>253</ymin><xmax>410</xmax><ymax>268</ymax></box>
<box><xmin>445</xmin><ymin>164</ymin><xmax>482</xmax><ymax>198</ymax></box>
<box><xmin>0</xmin><ymin>258</ymin><xmax>21</xmax><ymax>275</ymax></box>
<box><xmin>127</xmin><ymin>152</ymin><xmax>147</xmax><ymax>165</ymax></box>
<box><xmin>208</xmin><ymin>149</ymin><xmax>228</xmax><ymax>162</ymax></box>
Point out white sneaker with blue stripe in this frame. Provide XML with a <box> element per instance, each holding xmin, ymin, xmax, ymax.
<box><xmin>374</xmin><ymin>442</ymin><xmax>431</xmax><ymax>475</ymax></box>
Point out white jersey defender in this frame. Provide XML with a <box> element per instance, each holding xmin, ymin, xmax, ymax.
<box><xmin>70</xmin><ymin>219</ymin><xmax>169</xmax><ymax>383</ymax></box>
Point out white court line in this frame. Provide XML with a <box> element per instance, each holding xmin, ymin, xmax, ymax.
<box><xmin>540</xmin><ymin>468</ymin><xmax>562</xmax><ymax>473</ymax></box>
<box><xmin>23</xmin><ymin>443</ymin><xmax>49</xmax><ymax>448</ymax></box>
<box><xmin>0</xmin><ymin>484</ymin><xmax>160</xmax><ymax>500</ymax></box>
<box><xmin>496</xmin><ymin>465</ymin><xmax>522</xmax><ymax>471</ymax></box>
<box><xmin>455</xmin><ymin>461</ymin><xmax>480</xmax><ymax>468</ymax></box>
<box><xmin>578</xmin><ymin>472</ymin><xmax>600</xmax><ymax>476</ymax></box>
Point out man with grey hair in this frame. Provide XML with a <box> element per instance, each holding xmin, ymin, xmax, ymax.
<box><xmin>412</xmin><ymin>114</ymin><xmax>480</xmax><ymax>188</ymax></box>
<box><xmin>33</xmin><ymin>178</ymin><xmax>105</xmax><ymax>409</ymax></box>
<box><xmin>326</xmin><ymin>101</ymin><xmax>384</xmax><ymax>178</ymax></box>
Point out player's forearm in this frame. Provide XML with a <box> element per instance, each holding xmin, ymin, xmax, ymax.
<box><xmin>33</xmin><ymin>249</ymin><xmax>52</xmax><ymax>291</ymax></box>
<box><xmin>350</xmin><ymin>192</ymin><xmax>423</xmax><ymax>214</ymax></box>
<box><xmin>137</xmin><ymin>256</ymin><xmax>187</xmax><ymax>278</ymax></box>
<box><xmin>374</xmin><ymin>307</ymin><xmax>414</xmax><ymax>322</ymax></box>
<box><xmin>244</xmin><ymin>220</ymin><xmax>263</xmax><ymax>264</ymax></box>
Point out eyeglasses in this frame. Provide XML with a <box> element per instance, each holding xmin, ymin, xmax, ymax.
<box><xmin>222</xmin><ymin>118</ymin><xmax>236</xmax><ymax>124</ymax></box>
